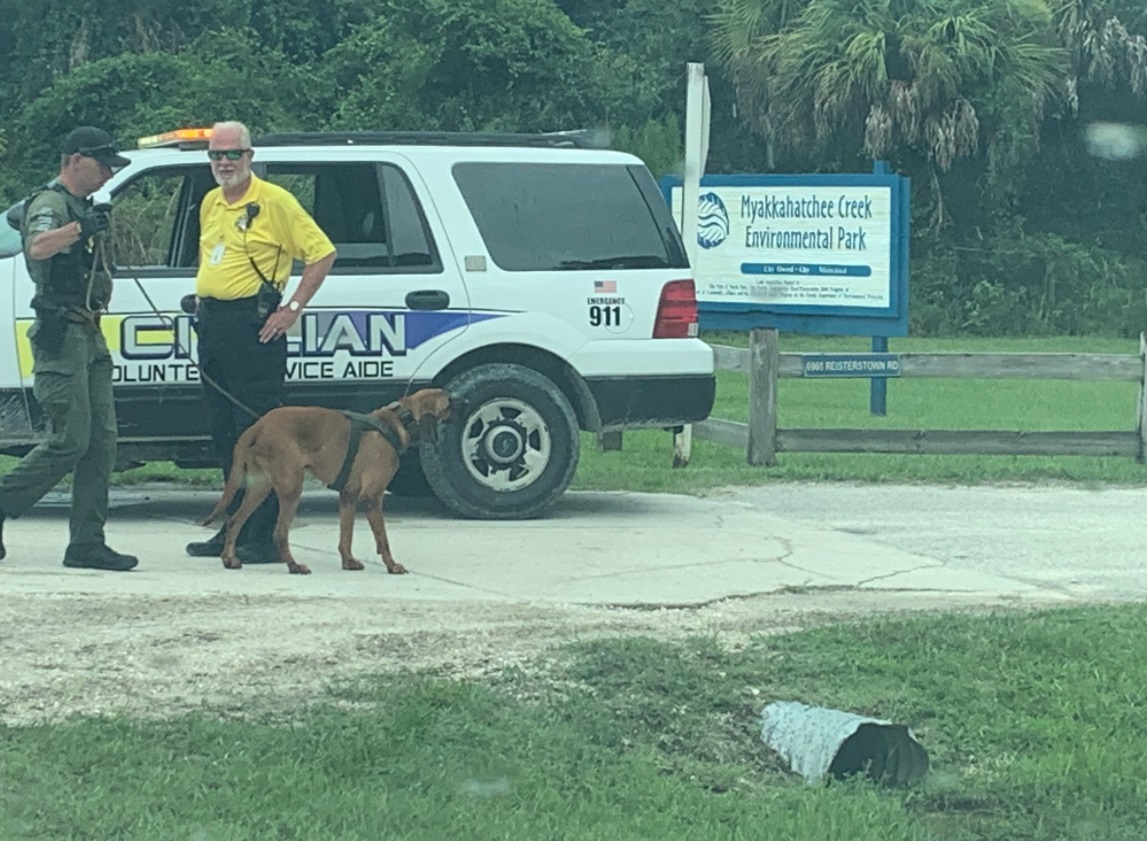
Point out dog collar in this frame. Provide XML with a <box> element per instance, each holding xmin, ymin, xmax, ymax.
<box><xmin>392</xmin><ymin>404</ymin><xmax>420</xmax><ymax>442</ymax></box>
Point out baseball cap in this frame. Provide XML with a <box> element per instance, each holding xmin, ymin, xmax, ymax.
<box><xmin>61</xmin><ymin>126</ymin><xmax>131</xmax><ymax>169</ymax></box>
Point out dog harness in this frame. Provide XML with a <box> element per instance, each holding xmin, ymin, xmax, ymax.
<box><xmin>327</xmin><ymin>404</ymin><xmax>419</xmax><ymax>493</ymax></box>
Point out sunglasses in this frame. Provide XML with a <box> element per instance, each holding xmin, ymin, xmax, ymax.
<box><xmin>207</xmin><ymin>149</ymin><xmax>250</xmax><ymax>161</ymax></box>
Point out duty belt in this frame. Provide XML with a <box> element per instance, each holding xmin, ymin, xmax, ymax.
<box><xmin>64</xmin><ymin>308</ymin><xmax>102</xmax><ymax>329</ymax></box>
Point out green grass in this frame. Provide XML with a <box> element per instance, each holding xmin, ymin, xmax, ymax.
<box><xmin>573</xmin><ymin>333</ymin><xmax>1147</xmax><ymax>492</ymax></box>
<box><xmin>6</xmin><ymin>333</ymin><xmax>1146</xmax><ymax>839</ymax></box>
<box><xmin>20</xmin><ymin>333</ymin><xmax>1144</xmax><ymax>492</ymax></box>
<box><xmin>5</xmin><ymin>604</ymin><xmax>1147</xmax><ymax>839</ymax></box>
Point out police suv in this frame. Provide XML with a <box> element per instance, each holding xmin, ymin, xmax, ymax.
<box><xmin>0</xmin><ymin>129</ymin><xmax>715</xmax><ymax>519</ymax></box>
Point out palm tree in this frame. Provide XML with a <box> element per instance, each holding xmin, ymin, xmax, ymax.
<box><xmin>1053</xmin><ymin>0</ymin><xmax>1147</xmax><ymax>109</ymax></box>
<box><xmin>710</xmin><ymin>0</ymin><xmax>1067</xmax><ymax>174</ymax></box>
<box><xmin>708</xmin><ymin>0</ymin><xmax>809</xmax><ymax>166</ymax></box>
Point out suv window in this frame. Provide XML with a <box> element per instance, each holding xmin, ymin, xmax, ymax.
<box><xmin>452</xmin><ymin>162</ymin><xmax>689</xmax><ymax>272</ymax></box>
<box><xmin>263</xmin><ymin>162</ymin><xmax>440</xmax><ymax>273</ymax></box>
<box><xmin>111</xmin><ymin>166</ymin><xmax>214</xmax><ymax>269</ymax></box>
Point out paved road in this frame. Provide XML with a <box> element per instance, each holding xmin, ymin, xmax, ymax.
<box><xmin>3</xmin><ymin>482</ymin><xmax>1142</xmax><ymax>607</ymax></box>
<box><xmin>720</xmin><ymin>482</ymin><xmax>1147</xmax><ymax>603</ymax></box>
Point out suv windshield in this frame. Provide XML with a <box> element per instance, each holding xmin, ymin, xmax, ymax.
<box><xmin>0</xmin><ymin>205</ymin><xmax>22</xmax><ymax>258</ymax></box>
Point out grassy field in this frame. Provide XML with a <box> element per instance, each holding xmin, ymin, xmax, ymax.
<box><xmin>575</xmin><ymin>332</ymin><xmax>1147</xmax><ymax>492</ymax></box>
<box><xmin>4</xmin><ymin>604</ymin><xmax>1147</xmax><ymax>840</ymax></box>
<box><xmin>6</xmin><ymin>334</ymin><xmax>1144</xmax><ymax>840</ymax></box>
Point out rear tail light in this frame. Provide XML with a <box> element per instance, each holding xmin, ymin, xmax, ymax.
<box><xmin>653</xmin><ymin>279</ymin><xmax>699</xmax><ymax>338</ymax></box>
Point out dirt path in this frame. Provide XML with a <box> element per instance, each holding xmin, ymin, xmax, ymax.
<box><xmin>1</xmin><ymin>588</ymin><xmax>1036</xmax><ymax>725</ymax></box>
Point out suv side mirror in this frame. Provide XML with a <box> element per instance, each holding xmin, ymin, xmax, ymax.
<box><xmin>5</xmin><ymin>201</ymin><xmax>24</xmax><ymax>232</ymax></box>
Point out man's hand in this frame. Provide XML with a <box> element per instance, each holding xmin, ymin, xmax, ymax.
<box><xmin>259</xmin><ymin>302</ymin><xmax>301</xmax><ymax>343</ymax></box>
<box><xmin>78</xmin><ymin>204</ymin><xmax>112</xmax><ymax>239</ymax></box>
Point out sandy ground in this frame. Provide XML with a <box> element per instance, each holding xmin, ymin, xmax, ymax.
<box><xmin>5</xmin><ymin>481</ymin><xmax>1140</xmax><ymax>725</ymax></box>
<box><xmin>0</xmin><ymin>588</ymin><xmax>1045</xmax><ymax>726</ymax></box>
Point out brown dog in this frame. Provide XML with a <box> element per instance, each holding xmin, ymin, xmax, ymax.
<box><xmin>201</xmin><ymin>388</ymin><xmax>458</xmax><ymax>575</ymax></box>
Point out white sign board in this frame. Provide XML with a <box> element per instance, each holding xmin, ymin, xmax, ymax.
<box><xmin>670</xmin><ymin>182</ymin><xmax>895</xmax><ymax>310</ymax></box>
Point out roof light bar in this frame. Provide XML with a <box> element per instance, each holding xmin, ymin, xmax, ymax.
<box><xmin>137</xmin><ymin>128</ymin><xmax>213</xmax><ymax>148</ymax></box>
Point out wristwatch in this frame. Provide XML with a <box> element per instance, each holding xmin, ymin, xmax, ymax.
<box><xmin>287</xmin><ymin>299</ymin><xmax>302</xmax><ymax>313</ymax></box>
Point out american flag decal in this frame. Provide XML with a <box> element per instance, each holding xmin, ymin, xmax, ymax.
<box><xmin>594</xmin><ymin>280</ymin><xmax>617</xmax><ymax>293</ymax></box>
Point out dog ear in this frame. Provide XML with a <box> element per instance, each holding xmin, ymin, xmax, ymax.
<box><xmin>419</xmin><ymin>412</ymin><xmax>438</xmax><ymax>443</ymax></box>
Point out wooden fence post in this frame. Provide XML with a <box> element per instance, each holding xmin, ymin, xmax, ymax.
<box><xmin>672</xmin><ymin>424</ymin><xmax>693</xmax><ymax>468</ymax></box>
<box><xmin>748</xmin><ymin>327</ymin><xmax>779</xmax><ymax>466</ymax></box>
<box><xmin>598</xmin><ymin>431</ymin><xmax>623</xmax><ymax>452</ymax></box>
<box><xmin>1138</xmin><ymin>332</ymin><xmax>1147</xmax><ymax>464</ymax></box>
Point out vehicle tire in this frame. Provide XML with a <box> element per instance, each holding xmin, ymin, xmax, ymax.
<box><xmin>385</xmin><ymin>449</ymin><xmax>434</xmax><ymax>497</ymax></box>
<box><xmin>422</xmin><ymin>363</ymin><xmax>580</xmax><ymax>519</ymax></box>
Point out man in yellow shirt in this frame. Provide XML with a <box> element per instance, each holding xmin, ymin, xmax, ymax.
<box><xmin>186</xmin><ymin>121</ymin><xmax>336</xmax><ymax>563</ymax></box>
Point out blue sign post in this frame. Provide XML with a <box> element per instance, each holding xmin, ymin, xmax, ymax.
<box><xmin>664</xmin><ymin>162</ymin><xmax>910</xmax><ymax>414</ymax></box>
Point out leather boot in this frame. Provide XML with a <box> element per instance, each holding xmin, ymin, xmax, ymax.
<box><xmin>186</xmin><ymin>527</ymin><xmax>226</xmax><ymax>557</ymax></box>
<box><xmin>63</xmin><ymin>543</ymin><xmax>139</xmax><ymax>572</ymax></box>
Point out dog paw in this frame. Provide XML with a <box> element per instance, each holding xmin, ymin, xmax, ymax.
<box><xmin>289</xmin><ymin>563</ymin><xmax>311</xmax><ymax>575</ymax></box>
<box><xmin>342</xmin><ymin>558</ymin><xmax>365</xmax><ymax>571</ymax></box>
<box><xmin>387</xmin><ymin>562</ymin><xmax>408</xmax><ymax>575</ymax></box>
<box><xmin>222</xmin><ymin>556</ymin><xmax>242</xmax><ymax>570</ymax></box>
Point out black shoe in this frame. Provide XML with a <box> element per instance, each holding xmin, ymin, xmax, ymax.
<box><xmin>63</xmin><ymin>543</ymin><xmax>139</xmax><ymax>572</ymax></box>
<box><xmin>0</xmin><ymin>513</ymin><xmax>6</xmax><ymax>561</ymax></box>
<box><xmin>186</xmin><ymin>528</ymin><xmax>226</xmax><ymax>557</ymax></box>
<box><xmin>235</xmin><ymin>542</ymin><xmax>282</xmax><ymax>565</ymax></box>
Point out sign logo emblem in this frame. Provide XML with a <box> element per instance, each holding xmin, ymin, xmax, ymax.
<box><xmin>697</xmin><ymin>191</ymin><xmax>729</xmax><ymax>249</ymax></box>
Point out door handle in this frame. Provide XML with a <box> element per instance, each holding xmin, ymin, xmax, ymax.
<box><xmin>405</xmin><ymin>289</ymin><xmax>450</xmax><ymax>310</ymax></box>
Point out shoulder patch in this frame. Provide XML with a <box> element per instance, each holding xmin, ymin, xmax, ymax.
<box><xmin>24</xmin><ymin>190</ymin><xmax>69</xmax><ymax>236</ymax></box>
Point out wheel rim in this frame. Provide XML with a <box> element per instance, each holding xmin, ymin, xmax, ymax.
<box><xmin>460</xmin><ymin>398</ymin><xmax>552</xmax><ymax>492</ymax></box>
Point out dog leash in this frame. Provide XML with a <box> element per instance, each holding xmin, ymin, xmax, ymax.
<box><xmin>103</xmin><ymin>216</ymin><xmax>269</xmax><ymax>421</ymax></box>
<box><xmin>104</xmin><ymin>217</ymin><xmax>427</xmax><ymax>417</ymax></box>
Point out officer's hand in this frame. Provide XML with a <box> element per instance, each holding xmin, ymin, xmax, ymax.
<box><xmin>78</xmin><ymin>205</ymin><xmax>111</xmax><ymax>239</ymax></box>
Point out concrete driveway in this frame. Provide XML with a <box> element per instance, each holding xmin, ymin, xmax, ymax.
<box><xmin>2</xmin><ymin>482</ymin><xmax>1141</xmax><ymax>606</ymax></box>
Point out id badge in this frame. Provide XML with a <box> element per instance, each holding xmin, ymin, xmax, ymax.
<box><xmin>209</xmin><ymin>243</ymin><xmax>225</xmax><ymax>265</ymax></box>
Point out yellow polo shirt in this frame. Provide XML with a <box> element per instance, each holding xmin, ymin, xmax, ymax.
<box><xmin>196</xmin><ymin>174</ymin><xmax>335</xmax><ymax>300</ymax></box>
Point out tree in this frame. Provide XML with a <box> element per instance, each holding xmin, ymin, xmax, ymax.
<box><xmin>306</xmin><ymin>0</ymin><xmax>634</xmax><ymax>132</ymax></box>
<box><xmin>0</xmin><ymin>0</ymin><xmax>244</xmax><ymax>106</ymax></box>
<box><xmin>711</xmin><ymin>0</ymin><xmax>1067</xmax><ymax>180</ymax></box>
<box><xmin>0</xmin><ymin>30</ymin><xmax>297</xmax><ymax>201</ymax></box>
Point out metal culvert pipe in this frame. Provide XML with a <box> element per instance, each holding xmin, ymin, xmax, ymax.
<box><xmin>761</xmin><ymin>701</ymin><xmax>930</xmax><ymax>787</ymax></box>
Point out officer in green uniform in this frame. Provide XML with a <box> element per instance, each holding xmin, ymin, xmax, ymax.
<box><xmin>0</xmin><ymin>126</ymin><xmax>138</xmax><ymax>570</ymax></box>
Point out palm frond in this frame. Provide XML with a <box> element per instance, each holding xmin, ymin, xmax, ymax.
<box><xmin>716</xmin><ymin>0</ymin><xmax>1069</xmax><ymax>166</ymax></box>
<box><xmin>708</xmin><ymin>0</ymin><xmax>810</xmax><ymax>65</ymax></box>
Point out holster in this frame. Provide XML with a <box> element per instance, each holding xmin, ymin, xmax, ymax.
<box><xmin>30</xmin><ymin>306</ymin><xmax>67</xmax><ymax>356</ymax></box>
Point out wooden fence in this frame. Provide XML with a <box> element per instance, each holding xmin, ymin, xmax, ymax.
<box><xmin>694</xmin><ymin>328</ymin><xmax>1147</xmax><ymax>466</ymax></box>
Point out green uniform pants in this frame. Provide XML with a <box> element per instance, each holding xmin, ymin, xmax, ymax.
<box><xmin>0</xmin><ymin>321</ymin><xmax>117</xmax><ymax>546</ymax></box>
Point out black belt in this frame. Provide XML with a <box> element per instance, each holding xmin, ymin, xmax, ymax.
<box><xmin>199</xmin><ymin>295</ymin><xmax>258</xmax><ymax>310</ymax></box>
<box><xmin>64</xmin><ymin>309</ymin><xmax>102</xmax><ymax>328</ymax></box>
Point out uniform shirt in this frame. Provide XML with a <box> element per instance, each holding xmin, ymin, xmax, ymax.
<box><xmin>24</xmin><ymin>181</ymin><xmax>112</xmax><ymax>308</ymax></box>
<box><xmin>196</xmin><ymin>174</ymin><xmax>335</xmax><ymax>300</ymax></box>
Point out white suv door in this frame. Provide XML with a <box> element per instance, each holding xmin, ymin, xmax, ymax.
<box><xmin>254</xmin><ymin>150</ymin><xmax>471</xmax><ymax>403</ymax></box>
<box><xmin>0</xmin><ymin>216</ymin><xmax>32</xmax><ymax>443</ymax></box>
<box><xmin>13</xmin><ymin>149</ymin><xmax>473</xmax><ymax>460</ymax></box>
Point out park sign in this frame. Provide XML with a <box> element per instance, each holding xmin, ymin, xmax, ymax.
<box><xmin>663</xmin><ymin>165</ymin><xmax>910</xmax><ymax>337</ymax></box>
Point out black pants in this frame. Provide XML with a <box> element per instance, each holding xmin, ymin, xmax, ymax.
<box><xmin>196</xmin><ymin>296</ymin><xmax>287</xmax><ymax>543</ymax></box>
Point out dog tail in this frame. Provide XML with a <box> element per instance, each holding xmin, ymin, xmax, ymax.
<box><xmin>201</xmin><ymin>429</ymin><xmax>256</xmax><ymax>526</ymax></box>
